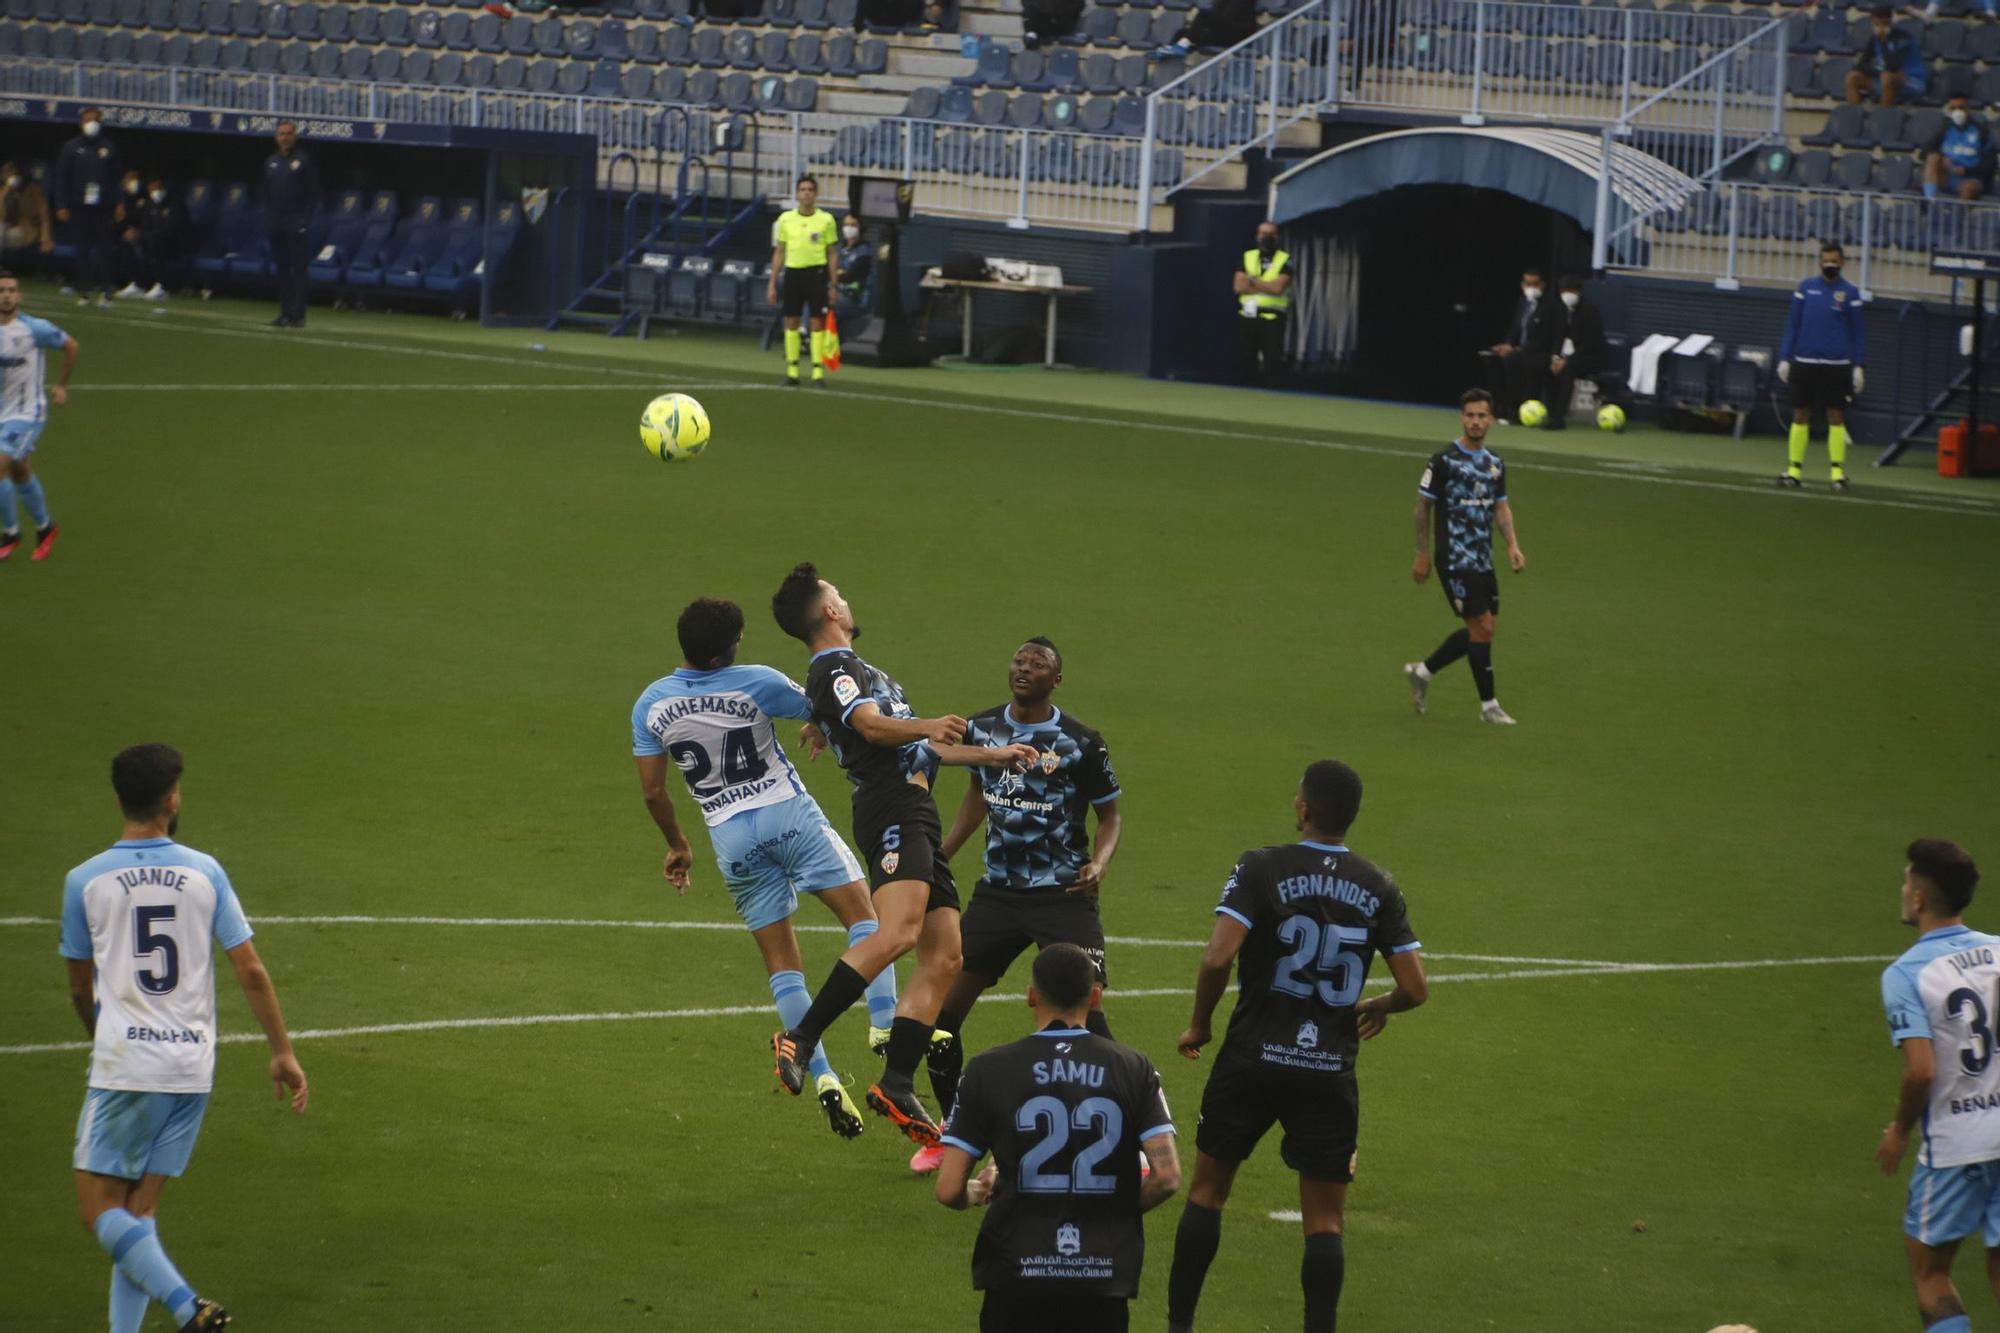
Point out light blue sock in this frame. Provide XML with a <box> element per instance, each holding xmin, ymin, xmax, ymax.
<box><xmin>850</xmin><ymin>921</ymin><xmax>899</xmax><ymax>1028</ymax></box>
<box><xmin>0</xmin><ymin>477</ymin><xmax>16</xmax><ymax>534</ymax></box>
<box><xmin>1929</xmin><ymin>1317</ymin><xmax>1971</xmax><ymax>1333</ymax></box>
<box><xmin>769</xmin><ymin>970</ymin><xmax>835</xmax><ymax>1082</ymax></box>
<box><xmin>108</xmin><ymin>1222</ymin><xmax>152</xmax><ymax>1333</ymax></box>
<box><xmin>16</xmin><ymin>474</ymin><xmax>48</xmax><ymax>529</ymax></box>
<box><xmin>93</xmin><ymin>1209</ymin><xmax>197</xmax><ymax>1327</ymax></box>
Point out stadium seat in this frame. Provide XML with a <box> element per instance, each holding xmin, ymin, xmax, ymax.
<box><xmin>970</xmin><ymin>88</ymin><xmax>1008</xmax><ymax>124</ymax></box>
<box><xmin>1078</xmin><ymin>96</ymin><xmax>1112</xmax><ymax>132</ymax></box>
<box><xmin>1970</xmin><ymin>20</ymin><xmax>2000</xmax><ymax>63</ymax></box>
<box><xmin>655</xmin><ymin>65</ymin><xmax>684</xmax><ymax>98</ymax></box>
<box><xmin>190</xmin><ymin>183</ymin><xmax>255</xmax><ymax>277</ymax></box>
<box><xmin>493</xmin><ymin>53</ymin><xmax>525</xmax><ymax>87</ymax></box>
<box><xmin>105</xmin><ymin>27</ymin><xmax>132</xmax><ymax>58</ymax></box>
<box><xmin>47</xmin><ymin>22</ymin><xmax>76</xmax><ymax>54</ymax></box>
<box><xmin>765</xmin><ymin>0</ymin><xmax>797</xmax><ymax>25</ymax></box>
<box><xmin>1831</xmin><ymin>151</ymin><xmax>1873</xmax><ymax>191</ymax></box>
<box><xmin>788</xmin><ymin>31</ymin><xmax>821</xmax><ymax>71</ymax></box>
<box><xmin>432</xmin><ymin>48</ymin><xmax>463</xmax><ymax>81</ymax></box>
<box><xmin>1114</xmin><ymin>52</ymin><xmax>1147</xmax><ymax>92</ymax></box>
<box><xmin>1928</xmin><ymin>18</ymin><xmax>1969</xmax><ymax>61</ymax></box>
<box><xmin>555</xmin><ymin>59</ymin><xmax>586</xmax><ymax>93</ymax></box>
<box><xmin>1789</xmin><ymin>148</ymin><xmax>1833</xmax><ymax>188</ymax></box>
<box><xmin>77</xmin><ymin>24</ymin><xmax>102</xmax><ymax>56</ymax></box>
<box><xmin>826</xmin><ymin>0</ymin><xmax>856</xmax><ymax>25</ymax></box>
<box><xmin>717</xmin><ymin>70</ymin><xmax>752</xmax><ymax>108</ymax></box>
<box><xmin>797</xmin><ymin>0</ymin><xmax>826</xmax><ymax>25</ymax></box>
<box><xmin>380</xmin><ymin>5</ymin><xmax>410</xmax><ymax>43</ymax></box>
<box><xmin>350</xmin><ymin>195</ymin><xmax>438</xmax><ymax>288</ymax></box>
<box><xmin>660</xmin><ymin>24</ymin><xmax>690</xmax><ymax>62</ymax></box>
<box><xmin>1863</xmin><ymin>105</ymin><xmax>1908</xmax><ymax>151</ymax></box>
<box><xmin>401</xmin><ymin>48</ymin><xmax>431</xmax><ymax>80</ymax></box>
<box><xmin>527</xmin><ymin>56</ymin><xmax>559</xmax><ymax>91</ymax></box>
<box><xmin>1005</xmin><ymin>90</ymin><xmax>1042</xmax><ymax>128</ymax></box>
<box><xmin>960</xmin><ymin>37</ymin><xmax>1011</xmax><ymax>87</ymax></box>
<box><xmin>666</xmin><ymin>255</ymin><xmax>709</xmax><ymax>318</ymax></box>
<box><xmin>902</xmin><ymin>84</ymin><xmax>941</xmax><ymax>118</ymax></box>
<box><xmin>618</xmin><ymin>63</ymin><xmax>650</xmax><ymax>96</ymax></box>
<box><xmin>133</xmin><ymin>26</ymin><xmax>162</xmax><ymax>58</ymax></box>
<box><xmin>938</xmin><ymin>83</ymin><xmax>973</xmax><ymax>121</ymax></box>
<box><xmin>370</xmin><ymin>46</ymin><xmax>400</xmax><ymax>79</ymax></box>
<box><xmin>1111</xmin><ymin>93</ymin><xmax>1144</xmax><ymax>135</ymax></box>
<box><xmin>725</xmin><ymin>26</ymin><xmax>756</xmax><ymax>67</ymax></box>
<box><xmin>333</xmin><ymin>44</ymin><xmax>366</xmax><ymax>77</ymax></box>
<box><xmin>1803</xmin><ymin>103</ymin><xmax>1864</xmax><ymax>149</ymax></box>
<box><xmin>383</xmin><ymin>196</ymin><xmax>463</xmax><ymax>292</ymax></box>
<box><xmin>1079</xmin><ymin>52</ymin><xmax>1116</xmax><ymax>94</ymax></box>
<box><xmin>226</xmin><ymin>210</ymin><xmax>273</xmax><ymax>277</ymax></box>
<box><xmin>290</xmin><ymin>0</ymin><xmax>318</xmax><ymax>35</ymax></box>
<box><xmin>1113</xmin><ymin>8</ymin><xmax>1149</xmax><ymax>47</ymax></box>
<box><xmin>692</xmin><ymin>25</ymin><xmax>723</xmax><ymax>65</ymax></box>
<box><xmin>856</xmin><ymin>35</ymin><xmax>884</xmax><ymax>72</ymax></box>
<box><xmin>783</xmin><ymin>75</ymin><xmax>816</xmax><ymax>109</ymax></box>
<box><xmin>752</xmin><ymin>28</ymin><xmax>789</xmax><ymax>69</ymax></box>
<box><xmin>424</xmin><ymin>199</ymin><xmax>518</xmax><ymax>303</ymax></box>
<box><xmin>351</xmin><ymin>1</ymin><xmax>378</xmax><ymax>39</ymax></box>
<box><xmin>307</xmin><ymin>42</ymin><xmax>336</xmax><ymax>75</ymax></box>
<box><xmin>823</xmin><ymin>31</ymin><xmax>854</xmax><ymax>73</ymax></box>
<box><xmin>685</xmin><ymin>68</ymin><xmax>718</xmax><ymax>102</ymax></box>
<box><xmin>1076</xmin><ymin>5</ymin><xmax>1114</xmax><ymax>42</ymax></box>
<box><xmin>706</xmin><ymin>259</ymin><xmax>754</xmax><ymax>322</ymax></box>
<box><xmin>626</xmin><ymin>22</ymin><xmax>658</xmax><ymax>60</ymax></box>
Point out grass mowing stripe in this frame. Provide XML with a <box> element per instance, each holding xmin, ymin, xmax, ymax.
<box><xmin>0</xmin><ymin>958</ymin><xmax>1891</xmax><ymax>1057</ymax></box>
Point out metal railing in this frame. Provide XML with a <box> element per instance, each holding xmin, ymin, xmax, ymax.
<box><xmin>1602</xmin><ymin>180</ymin><xmax>2000</xmax><ymax>301</ymax></box>
<box><xmin>1133</xmin><ymin>0</ymin><xmax>1333</xmax><ymax>230</ymax></box>
<box><xmin>1330</xmin><ymin>0</ymin><xmax>1776</xmax><ymax>128</ymax></box>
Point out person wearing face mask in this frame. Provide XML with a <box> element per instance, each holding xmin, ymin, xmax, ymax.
<box><xmin>0</xmin><ymin>161</ymin><xmax>56</xmax><ymax>257</ymax></box>
<box><xmin>1542</xmin><ymin>274</ymin><xmax>1605</xmax><ymax>431</ymax></box>
<box><xmin>119</xmin><ymin>178</ymin><xmax>182</xmax><ymax>303</ymax></box>
<box><xmin>1847</xmin><ymin>5</ymin><xmax>1919</xmax><ymax>108</ymax></box>
<box><xmin>53</xmin><ymin>108</ymin><xmax>124</xmax><ymax>308</ymax></box>
<box><xmin>1486</xmin><ymin>268</ymin><xmax>1557</xmax><ymax>423</ymax></box>
<box><xmin>834</xmin><ymin>214</ymin><xmax>874</xmax><ymax>322</ymax></box>
<box><xmin>1776</xmin><ymin>241</ymin><xmax>1866</xmax><ymax>491</ymax></box>
<box><xmin>1924</xmin><ymin>96</ymin><xmax>1995</xmax><ymax>203</ymax></box>
<box><xmin>1233</xmin><ymin>222</ymin><xmax>1290</xmax><ymax>388</ymax></box>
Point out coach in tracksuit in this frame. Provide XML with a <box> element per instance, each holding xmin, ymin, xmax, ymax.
<box><xmin>1776</xmin><ymin>240</ymin><xmax>1866</xmax><ymax>492</ymax></box>
<box><xmin>262</xmin><ymin>121</ymin><xmax>321</xmax><ymax>329</ymax></box>
<box><xmin>54</xmin><ymin>108</ymin><xmax>123</xmax><ymax>306</ymax></box>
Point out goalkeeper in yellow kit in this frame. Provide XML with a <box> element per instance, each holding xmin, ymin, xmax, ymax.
<box><xmin>768</xmin><ymin>175</ymin><xmax>839</xmax><ymax>387</ymax></box>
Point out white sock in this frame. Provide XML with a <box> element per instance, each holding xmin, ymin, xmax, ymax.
<box><xmin>1414</xmin><ymin>663</ymin><xmax>1432</xmax><ymax>681</ymax></box>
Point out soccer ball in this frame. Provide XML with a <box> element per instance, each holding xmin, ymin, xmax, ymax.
<box><xmin>639</xmin><ymin>393</ymin><xmax>711</xmax><ymax>462</ymax></box>
<box><xmin>1517</xmin><ymin>399</ymin><xmax>1548</xmax><ymax>427</ymax></box>
<box><xmin>1597</xmin><ymin>403</ymin><xmax>1627</xmax><ymax>432</ymax></box>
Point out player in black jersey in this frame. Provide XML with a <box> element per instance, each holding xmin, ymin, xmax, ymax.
<box><xmin>921</xmin><ymin>638</ymin><xmax>1125</xmax><ymax>1171</ymax></box>
<box><xmin>1403</xmin><ymin>387</ymin><xmax>1528</xmax><ymax>726</ymax></box>
<box><xmin>935</xmin><ymin>943</ymin><xmax>1181</xmax><ymax>1333</ymax></box>
<box><xmin>769</xmin><ymin>562</ymin><xmax>1038</xmax><ymax>1145</ymax></box>
<box><xmin>1165</xmin><ymin>760</ymin><xmax>1429</xmax><ymax>1333</ymax></box>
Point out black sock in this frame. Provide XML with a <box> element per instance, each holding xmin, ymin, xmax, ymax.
<box><xmin>929</xmin><ymin>1006</ymin><xmax>969</xmax><ymax>1116</ymax></box>
<box><xmin>795</xmin><ymin>959</ymin><xmax>868</xmax><ymax>1046</ymax></box>
<box><xmin>1301</xmin><ymin>1232</ymin><xmax>1345</xmax><ymax>1333</ymax></box>
<box><xmin>1084</xmin><ymin>1008</ymin><xmax>1114</xmax><ymax>1041</ymax></box>
<box><xmin>1424</xmin><ymin>627</ymin><xmax>1470</xmax><ymax>674</ymax></box>
<box><xmin>881</xmin><ymin>1015</ymin><xmax>934</xmax><ymax>1085</ymax></box>
<box><xmin>1167</xmin><ymin>1202</ymin><xmax>1223</xmax><ymax>1326</ymax></box>
<box><xmin>1467</xmin><ymin>640</ymin><xmax>1495</xmax><ymax>703</ymax></box>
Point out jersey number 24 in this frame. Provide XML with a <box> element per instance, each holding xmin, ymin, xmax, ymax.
<box><xmin>668</xmin><ymin>726</ymin><xmax>768</xmax><ymax>797</ymax></box>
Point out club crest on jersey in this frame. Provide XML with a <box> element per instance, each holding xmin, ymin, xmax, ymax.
<box><xmin>1056</xmin><ymin>1223</ymin><xmax>1081</xmax><ymax>1257</ymax></box>
<box><xmin>832</xmin><ymin>673</ymin><xmax>860</xmax><ymax>707</ymax></box>
<box><xmin>880</xmin><ymin>851</ymin><xmax>899</xmax><ymax>874</ymax></box>
<box><xmin>1039</xmin><ymin>750</ymin><xmax>1060</xmax><ymax>774</ymax></box>
<box><xmin>1296</xmin><ymin>1020</ymin><xmax>1319</xmax><ymax>1050</ymax></box>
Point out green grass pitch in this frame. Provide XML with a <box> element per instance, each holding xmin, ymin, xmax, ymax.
<box><xmin>3</xmin><ymin>281</ymin><xmax>1998</xmax><ymax>1331</ymax></box>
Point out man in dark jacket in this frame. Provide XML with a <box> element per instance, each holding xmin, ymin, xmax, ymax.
<box><xmin>1154</xmin><ymin>0</ymin><xmax>1258</xmax><ymax>56</ymax></box>
<box><xmin>1486</xmin><ymin>268</ymin><xmax>1558</xmax><ymax>423</ymax></box>
<box><xmin>1542</xmin><ymin>274</ymin><xmax>1606</xmax><ymax>430</ymax></box>
<box><xmin>1021</xmin><ymin>0</ymin><xmax>1083</xmax><ymax>46</ymax></box>
<box><xmin>262</xmin><ymin>121</ymin><xmax>321</xmax><ymax>329</ymax></box>
<box><xmin>54</xmin><ymin>108</ymin><xmax>123</xmax><ymax>307</ymax></box>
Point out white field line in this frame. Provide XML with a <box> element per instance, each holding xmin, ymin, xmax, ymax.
<box><xmin>75</xmin><ymin>383</ymin><xmax>768</xmax><ymax>392</ymax></box>
<box><xmin>60</xmin><ymin>307</ymin><xmax>2000</xmax><ymax>521</ymax></box>
<box><xmin>0</xmin><ymin>955</ymin><xmax>1892</xmax><ymax>1057</ymax></box>
<box><xmin>0</xmin><ymin>913</ymin><xmax>1615</xmax><ymax>966</ymax></box>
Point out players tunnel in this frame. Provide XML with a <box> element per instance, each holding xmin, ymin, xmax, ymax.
<box><xmin>1266</xmin><ymin>127</ymin><xmax>1694</xmax><ymax>404</ymax></box>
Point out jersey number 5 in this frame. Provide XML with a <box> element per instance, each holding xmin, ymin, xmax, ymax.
<box><xmin>1272</xmin><ymin>917</ymin><xmax>1368</xmax><ymax>1007</ymax></box>
<box><xmin>668</xmin><ymin>727</ymin><xmax>769</xmax><ymax>797</ymax></box>
<box><xmin>1017</xmin><ymin>1095</ymin><xmax>1124</xmax><ymax>1196</ymax></box>
<box><xmin>133</xmin><ymin>905</ymin><xmax>180</xmax><ymax>996</ymax></box>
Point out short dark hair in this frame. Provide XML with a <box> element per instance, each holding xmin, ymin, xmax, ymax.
<box><xmin>81</xmin><ymin>105</ymin><xmax>101</xmax><ymax>118</ymax></box>
<box><xmin>677</xmin><ymin>597</ymin><xmax>744</xmax><ymax>667</ymax></box>
<box><xmin>771</xmin><ymin>562</ymin><xmax>827</xmax><ymax>643</ymax></box>
<box><xmin>1911</xmin><ymin>838</ymin><xmax>1981</xmax><ymax>914</ymax></box>
<box><xmin>112</xmin><ymin>743</ymin><xmax>184</xmax><ymax>820</ymax></box>
<box><xmin>1460</xmin><ymin>386</ymin><xmax>1495</xmax><ymax>410</ymax></box>
<box><xmin>1300</xmin><ymin>759</ymin><xmax>1363</xmax><ymax>835</ymax></box>
<box><xmin>796</xmin><ymin>174</ymin><xmax>818</xmax><ymax>189</ymax></box>
<box><xmin>1559</xmin><ymin>272</ymin><xmax>1585</xmax><ymax>291</ymax></box>
<box><xmin>1820</xmin><ymin>239</ymin><xmax>1845</xmax><ymax>258</ymax></box>
<box><xmin>1522</xmin><ymin>268</ymin><xmax>1544</xmax><ymax>281</ymax></box>
<box><xmin>1032</xmin><ymin>943</ymin><xmax>1097</xmax><ymax>1011</ymax></box>
<box><xmin>276</xmin><ymin>118</ymin><xmax>296</xmax><ymax>130</ymax></box>
<box><xmin>1023</xmin><ymin>635</ymin><xmax>1062</xmax><ymax>673</ymax></box>
<box><xmin>0</xmin><ymin>268</ymin><xmax>16</xmax><ymax>285</ymax></box>
<box><xmin>1870</xmin><ymin>4</ymin><xmax>1892</xmax><ymax>18</ymax></box>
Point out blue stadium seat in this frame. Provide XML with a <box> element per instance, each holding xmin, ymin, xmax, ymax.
<box><xmin>350</xmin><ymin>195</ymin><xmax>438</xmax><ymax>288</ymax></box>
<box><xmin>1784</xmin><ymin>52</ymin><xmax>1818</xmax><ymax>98</ymax></box>
<box><xmin>856</xmin><ymin>35</ymin><xmax>884</xmax><ymax>72</ymax></box>
<box><xmin>1076</xmin><ymin>5</ymin><xmax>1114</xmax><ymax>42</ymax></box>
<box><xmin>432</xmin><ymin>48</ymin><xmax>462</xmax><ymax>80</ymax></box>
<box><xmin>618</xmin><ymin>62</ymin><xmax>650</xmax><ymax>95</ymax></box>
<box><xmin>765</xmin><ymin>0</ymin><xmax>796</xmax><ymax>23</ymax></box>
<box><xmin>903</xmin><ymin>84</ymin><xmax>940</xmax><ymax>117</ymax></box>
<box><xmin>199</xmin><ymin>0</ymin><xmax>225</xmax><ymax>32</ymax></box>
<box><xmin>191</xmin><ymin>183</ymin><xmax>255</xmax><ymax>277</ymax></box>
<box><xmin>291</xmin><ymin>0</ymin><xmax>319</xmax><ymax>35</ymax></box>
<box><xmin>1031</xmin><ymin>134</ymin><xmax>1077</xmax><ymax>182</ymax></box>
<box><xmin>219</xmin><ymin>33</ymin><xmax>248</xmax><ymax>64</ymax></box>
<box><xmin>797</xmin><ymin>0</ymin><xmax>826</xmax><ymax>25</ymax></box>
<box><xmin>1873</xmin><ymin>155</ymin><xmax>1915</xmax><ymax>193</ymax></box>
<box><xmin>693</xmin><ymin>25</ymin><xmax>723</xmax><ymax>64</ymax></box>
<box><xmin>1802</xmin><ymin>103</ymin><xmax>1864</xmax><ymax>148</ymax></box>
<box><xmin>1006</xmin><ymin>91</ymin><xmax>1041</xmax><ymax>127</ymax></box>
<box><xmin>788</xmin><ymin>31</ymin><xmax>822</xmax><ymax>70</ymax></box>
<box><xmin>823</xmin><ymin>31</ymin><xmax>854</xmax><ymax>72</ymax></box>
<box><xmin>179</xmin><ymin>178</ymin><xmax>216</xmax><ymax>234</ymax></box>
<box><xmin>1040</xmin><ymin>91</ymin><xmax>1077</xmax><ymax>128</ymax></box>
<box><xmin>498</xmin><ymin>12</ymin><xmax>528</xmax><ymax>49</ymax></box>
<box><xmin>554</xmin><ymin>58</ymin><xmax>585</xmax><ymax>92</ymax></box>
<box><xmin>1863</xmin><ymin>105</ymin><xmax>1907</xmax><ymax>150</ymax></box>
<box><xmin>1012</xmin><ymin>47</ymin><xmax>1049</xmax><ymax>89</ymax></box>
<box><xmin>532</xmin><ymin>14</ymin><xmax>561</xmax><ymax>53</ymax></box>
<box><xmin>827</xmin><ymin>0</ymin><xmax>856</xmax><ymax>25</ymax></box>
<box><xmin>225</xmin><ymin>210</ymin><xmax>271</xmax><ymax>277</ymax></box>
<box><xmin>1077</xmin><ymin>95</ymin><xmax>1112</xmax><ymax>132</ymax></box>
<box><xmin>725</xmin><ymin>27</ymin><xmax>756</xmax><ymax>66</ymax></box>
<box><xmin>660</xmin><ymin>23</ymin><xmax>690</xmax><ymax>62</ymax></box>
<box><xmin>381</xmin><ymin>6</ymin><xmax>410</xmax><ymax>42</ymax></box>
<box><xmin>1113</xmin><ymin>9</ymin><xmax>1148</xmax><ymax>47</ymax></box>
<box><xmin>383</xmin><ymin>196</ymin><xmax>459</xmax><ymax>291</ymax></box>
<box><xmin>961</xmin><ymin>36</ymin><xmax>1010</xmax><ymax>86</ymax></box>
<box><xmin>1788</xmin><ymin>149</ymin><xmax>1831</xmax><ymax>189</ymax></box>
<box><xmin>753</xmin><ymin>71</ymin><xmax>785</xmax><ymax>107</ymax></box>
<box><xmin>1111</xmin><ymin>93</ymin><xmax>1144</xmax><ymax>134</ymax></box>
<box><xmin>48</xmin><ymin>21</ymin><xmax>76</xmax><ymax>53</ymax></box>
<box><xmin>1830</xmin><ymin>152</ymin><xmax>1872</xmax><ymax>191</ymax></box>
<box><xmin>351</xmin><ymin>2</ymin><xmax>379</xmax><ymax>39</ymax></box>
<box><xmin>582</xmin><ymin>58</ymin><xmax>617</xmax><ymax>94</ymax></box>
<box><xmin>493</xmin><ymin>53</ymin><xmax>525</xmax><ymax>87</ymax></box>
<box><xmin>1113</xmin><ymin>51</ymin><xmax>1147</xmax><ymax>91</ymax></box>
<box><xmin>1043</xmin><ymin>46</ymin><xmax>1080</xmax><ymax>90</ymax></box>
<box><xmin>424</xmin><ymin>199</ymin><xmax>519</xmax><ymax>303</ymax></box>
<box><xmin>938</xmin><ymin>83</ymin><xmax>972</xmax><ymax>120</ymax></box>
<box><xmin>685</xmin><ymin>67</ymin><xmax>718</xmax><ymax>102</ymax></box>
<box><xmin>599</xmin><ymin>17</ymin><xmax>628</xmax><ymax>55</ymax></box>
<box><xmin>306</xmin><ymin>41</ymin><xmax>335</xmax><ymax>74</ymax></box>
<box><xmin>1078</xmin><ymin>52</ymin><xmax>1115</xmax><ymax>93</ymax></box>
<box><xmin>655</xmin><ymin>65</ymin><xmax>684</xmax><ymax>97</ymax></box>
<box><xmin>186</xmin><ymin>32</ymin><xmax>217</xmax><ymax>63</ymax></box>
<box><xmin>461</xmin><ymin>51</ymin><xmax>491</xmax><ymax>84</ymax></box>
<box><xmin>1903</xmin><ymin>108</ymin><xmax>1944</xmax><ymax>154</ymax></box>
<box><xmin>369</xmin><ymin>47</ymin><xmax>399</xmax><ymax>80</ymax></box>
<box><xmin>117</xmin><ymin>0</ymin><xmax>142</xmax><ymax>25</ymax></box>
<box><xmin>156</xmin><ymin>27</ymin><xmax>188</xmax><ymax>58</ymax></box>
<box><xmin>1971</xmin><ymin>21</ymin><xmax>2000</xmax><ymax>63</ymax></box>
<box><xmin>783</xmin><ymin>75</ymin><xmax>815</xmax><ymax>109</ymax></box>
<box><xmin>527</xmin><ymin>57</ymin><xmax>558</xmax><ymax>91</ymax></box>
<box><xmin>76</xmin><ymin>25</ymin><xmax>102</xmax><ymax>56</ymax></box>
<box><xmin>627</xmin><ymin>21</ymin><xmax>659</xmax><ymax>60</ymax></box>
<box><xmin>105</xmin><ymin>27</ymin><xmax>132</xmax><ymax>57</ymax></box>
<box><xmin>971</xmin><ymin>88</ymin><xmax>1007</xmax><ymax>123</ymax></box>
<box><xmin>717</xmin><ymin>70</ymin><xmax>752</xmax><ymax>108</ymax></box>
<box><xmin>666</xmin><ymin>254</ymin><xmax>709</xmax><ymax>318</ymax></box>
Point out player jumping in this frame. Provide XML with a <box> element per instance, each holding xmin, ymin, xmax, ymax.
<box><xmin>631</xmin><ymin>596</ymin><xmax>901</xmax><ymax>1139</ymax></box>
<box><xmin>0</xmin><ymin>268</ymin><xmax>78</xmax><ymax>562</ymax></box>
<box><xmin>61</xmin><ymin>743</ymin><xmax>308</xmax><ymax>1333</ymax></box>
<box><xmin>1166</xmin><ymin>759</ymin><xmax>1428</xmax><ymax>1333</ymax></box>
<box><xmin>768</xmin><ymin>562</ymin><xmax>1036</xmax><ymax>1146</ymax></box>
<box><xmin>920</xmin><ymin>636</ymin><xmax>1124</xmax><ymax>1174</ymax></box>
<box><xmin>1877</xmin><ymin>837</ymin><xmax>1993</xmax><ymax>1333</ymax></box>
<box><xmin>1404</xmin><ymin>387</ymin><xmax>1526</xmax><ymax>725</ymax></box>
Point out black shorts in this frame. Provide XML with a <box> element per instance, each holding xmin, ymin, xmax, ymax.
<box><xmin>1789</xmin><ymin>361</ymin><xmax>1852</xmax><ymax>416</ymax></box>
<box><xmin>1439</xmin><ymin>566</ymin><xmax>1499</xmax><ymax>620</ymax></box>
<box><xmin>779</xmin><ymin>265</ymin><xmax>830</xmax><ymax>319</ymax></box>
<box><xmin>960</xmin><ymin>885</ymin><xmax>1108</xmax><ymax>986</ymax></box>
<box><xmin>1195</xmin><ymin>1052</ymin><xmax>1359</xmax><ymax>1182</ymax></box>
<box><xmin>856</xmin><ymin>799</ymin><xmax>959</xmax><ymax>913</ymax></box>
<box><xmin>980</xmin><ymin>1289</ymin><xmax>1129</xmax><ymax>1333</ymax></box>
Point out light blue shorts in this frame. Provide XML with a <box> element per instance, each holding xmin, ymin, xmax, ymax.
<box><xmin>710</xmin><ymin>796</ymin><xmax>865</xmax><ymax>931</ymax></box>
<box><xmin>1907</xmin><ymin>1158</ymin><xmax>2000</xmax><ymax>1247</ymax></box>
<box><xmin>73</xmin><ymin>1088</ymin><xmax>211</xmax><ymax>1180</ymax></box>
<box><xmin>0</xmin><ymin>418</ymin><xmax>44</xmax><ymax>460</ymax></box>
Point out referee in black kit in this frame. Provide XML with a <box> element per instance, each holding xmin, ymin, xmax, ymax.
<box><xmin>262</xmin><ymin>121</ymin><xmax>320</xmax><ymax>329</ymax></box>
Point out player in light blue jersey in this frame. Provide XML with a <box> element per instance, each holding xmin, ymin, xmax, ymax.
<box><xmin>61</xmin><ymin>743</ymin><xmax>308</xmax><ymax>1333</ymax></box>
<box><xmin>633</xmin><ymin>597</ymin><xmax>901</xmax><ymax>1140</ymax></box>
<box><xmin>0</xmin><ymin>269</ymin><xmax>78</xmax><ymax>562</ymax></box>
<box><xmin>1879</xmin><ymin>837</ymin><xmax>1995</xmax><ymax>1333</ymax></box>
